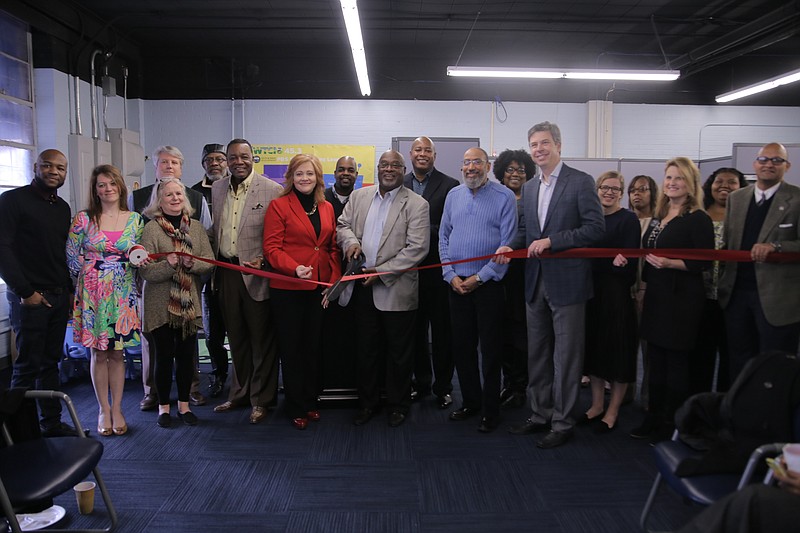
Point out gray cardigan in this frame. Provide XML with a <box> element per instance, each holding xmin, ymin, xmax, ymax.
<box><xmin>139</xmin><ymin>218</ymin><xmax>214</xmax><ymax>333</ymax></box>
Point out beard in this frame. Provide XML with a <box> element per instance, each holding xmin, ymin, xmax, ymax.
<box><xmin>464</xmin><ymin>174</ymin><xmax>485</xmax><ymax>190</ymax></box>
<box><xmin>206</xmin><ymin>169</ymin><xmax>229</xmax><ymax>182</ymax></box>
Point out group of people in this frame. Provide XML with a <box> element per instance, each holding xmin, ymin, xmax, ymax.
<box><xmin>0</xmin><ymin>127</ymin><xmax>797</xmax><ymax>451</ymax></box>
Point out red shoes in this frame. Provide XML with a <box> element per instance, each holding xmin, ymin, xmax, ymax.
<box><xmin>307</xmin><ymin>410</ymin><xmax>321</xmax><ymax>422</ymax></box>
<box><xmin>292</xmin><ymin>417</ymin><xmax>308</xmax><ymax>430</ymax></box>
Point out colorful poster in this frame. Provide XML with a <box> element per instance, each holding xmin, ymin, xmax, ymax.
<box><xmin>252</xmin><ymin>144</ymin><xmax>375</xmax><ymax>188</ymax></box>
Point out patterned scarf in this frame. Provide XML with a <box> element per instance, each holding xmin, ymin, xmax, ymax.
<box><xmin>155</xmin><ymin>214</ymin><xmax>197</xmax><ymax>339</ymax></box>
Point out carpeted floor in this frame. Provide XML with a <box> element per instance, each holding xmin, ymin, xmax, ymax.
<box><xmin>22</xmin><ymin>367</ymin><xmax>702</xmax><ymax>533</ymax></box>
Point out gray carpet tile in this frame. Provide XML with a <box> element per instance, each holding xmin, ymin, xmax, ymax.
<box><xmin>290</xmin><ymin>463</ymin><xmax>420</xmax><ymax>511</ymax></box>
<box><xmin>418</xmin><ymin>459</ymin><xmax>546</xmax><ymax>513</ymax></box>
<box><xmin>287</xmin><ymin>511</ymin><xmax>419</xmax><ymax>533</ymax></box>
<box><xmin>162</xmin><ymin>460</ymin><xmax>299</xmax><ymax>513</ymax></box>
<box><xmin>421</xmin><ymin>512</ymin><xmax>562</xmax><ymax>533</ymax></box>
<box><xmin>309</xmin><ymin>422</ymin><xmax>414</xmax><ymax>462</ymax></box>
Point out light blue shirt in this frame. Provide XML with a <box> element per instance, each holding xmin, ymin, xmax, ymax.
<box><xmin>363</xmin><ymin>186</ymin><xmax>399</xmax><ymax>268</ymax></box>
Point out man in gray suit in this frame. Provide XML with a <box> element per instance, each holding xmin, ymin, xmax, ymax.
<box><xmin>211</xmin><ymin>139</ymin><xmax>283</xmax><ymax>424</ymax></box>
<box><xmin>718</xmin><ymin>142</ymin><xmax>800</xmax><ymax>382</ymax></box>
<box><xmin>496</xmin><ymin>121</ymin><xmax>604</xmax><ymax>449</ymax></box>
<box><xmin>336</xmin><ymin>149</ymin><xmax>430</xmax><ymax>428</ymax></box>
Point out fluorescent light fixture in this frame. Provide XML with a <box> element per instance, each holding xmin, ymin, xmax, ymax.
<box><xmin>715</xmin><ymin>68</ymin><xmax>800</xmax><ymax>103</ymax></box>
<box><xmin>340</xmin><ymin>0</ymin><xmax>371</xmax><ymax>96</ymax></box>
<box><xmin>446</xmin><ymin>66</ymin><xmax>680</xmax><ymax>81</ymax></box>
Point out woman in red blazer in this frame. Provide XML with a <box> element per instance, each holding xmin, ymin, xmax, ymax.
<box><xmin>263</xmin><ymin>154</ymin><xmax>341</xmax><ymax>429</ymax></box>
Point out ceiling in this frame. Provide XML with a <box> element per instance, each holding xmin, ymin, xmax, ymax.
<box><xmin>6</xmin><ymin>0</ymin><xmax>800</xmax><ymax>105</ymax></box>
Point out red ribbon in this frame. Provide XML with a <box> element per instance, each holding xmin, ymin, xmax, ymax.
<box><xmin>151</xmin><ymin>247</ymin><xmax>800</xmax><ymax>289</ymax></box>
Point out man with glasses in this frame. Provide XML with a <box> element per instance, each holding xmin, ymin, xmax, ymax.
<box><xmin>210</xmin><ymin>139</ymin><xmax>283</xmax><ymax>424</ymax></box>
<box><xmin>191</xmin><ymin>144</ymin><xmax>230</xmax><ymax>398</ymax></box>
<box><xmin>439</xmin><ymin>147</ymin><xmax>517</xmax><ymax>433</ymax></box>
<box><xmin>718</xmin><ymin>142</ymin><xmax>800</xmax><ymax>381</ymax></box>
<box><xmin>336</xmin><ymin>149</ymin><xmax>430</xmax><ymax>428</ymax></box>
<box><xmin>403</xmin><ymin>137</ymin><xmax>459</xmax><ymax>409</ymax></box>
<box><xmin>496</xmin><ymin>121</ymin><xmax>604</xmax><ymax>449</ymax></box>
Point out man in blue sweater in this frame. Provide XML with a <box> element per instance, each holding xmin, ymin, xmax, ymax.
<box><xmin>439</xmin><ymin>147</ymin><xmax>517</xmax><ymax>432</ymax></box>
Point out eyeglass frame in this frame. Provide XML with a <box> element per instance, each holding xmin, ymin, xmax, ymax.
<box><xmin>755</xmin><ymin>156</ymin><xmax>787</xmax><ymax>165</ymax></box>
<box><xmin>463</xmin><ymin>159</ymin><xmax>487</xmax><ymax>167</ymax></box>
<box><xmin>598</xmin><ymin>185</ymin><xmax>623</xmax><ymax>194</ymax></box>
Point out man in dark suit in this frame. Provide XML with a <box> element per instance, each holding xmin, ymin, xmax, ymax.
<box><xmin>718</xmin><ymin>142</ymin><xmax>800</xmax><ymax>382</ymax></box>
<box><xmin>404</xmin><ymin>136</ymin><xmax>459</xmax><ymax>408</ymax></box>
<box><xmin>497</xmin><ymin>121</ymin><xmax>604</xmax><ymax>449</ymax></box>
<box><xmin>191</xmin><ymin>143</ymin><xmax>230</xmax><ymax>398</ymax></box>
<box><xmin>324</xmin><ymin>156</ymin><xmax>358</xmax><ymax>221</ymax></box>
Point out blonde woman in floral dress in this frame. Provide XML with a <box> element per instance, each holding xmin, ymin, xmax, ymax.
<box><xmin>67</xmin><ymin>164</ymin><xmax>143</xmax><ymax>436</ymax></box>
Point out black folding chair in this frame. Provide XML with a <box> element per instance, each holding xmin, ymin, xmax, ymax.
<box><xmin>0</xmin><ymin>390</ymin><xmax>118</xmax><ymax>532</ymax></box>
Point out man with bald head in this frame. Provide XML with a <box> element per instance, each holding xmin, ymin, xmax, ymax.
<box><xmin>336</xmin><ymin>149</ymin><xmax>430</xmax><ymax>427</ymax></box>
<box><xmin>718</xmin><ymin>142</ymin><xmax>800</xmax><ymax>381</ymax></box>
<box><xmin>404</xmin><ymin>136</ymin><xmax>459</xmax><ymax>408</ymax></box>
<box><xmin>0</xmin><ymin>149</ymin><xmax>76</xmax><ymax>436</ymax></box>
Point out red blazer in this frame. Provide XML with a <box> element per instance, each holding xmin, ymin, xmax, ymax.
<box><xmin>263</xmin><ymin>193</ymin><xmax>341</xmax><ymax>290</ymax></box>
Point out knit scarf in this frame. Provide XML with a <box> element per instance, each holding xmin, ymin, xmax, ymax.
<box><xmin>155</xmin><ymin>214</ymin><xmax>197</xmax><ymax>339</ymax></box>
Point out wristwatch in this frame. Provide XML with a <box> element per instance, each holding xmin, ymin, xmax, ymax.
<box><xmin>771</xmin><ymin>242</ymin><xmax>782</xmax><ymax>253</ymax></box>
<box><xmin>475</xmin><ymin>274</ymin><xmax>484</xmax><ymax>286</ymax></box>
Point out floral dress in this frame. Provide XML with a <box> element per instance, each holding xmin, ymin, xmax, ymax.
<box><xmin>67</xmin><ymin>211</ymin><xmax>144</xmax><ymax>351</ymax></box>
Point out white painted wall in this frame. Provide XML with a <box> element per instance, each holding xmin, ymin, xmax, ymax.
<box><xmin>35</xmin><ymin>68</ymin><xmax>800</xmax><ymax>196</ymax></box>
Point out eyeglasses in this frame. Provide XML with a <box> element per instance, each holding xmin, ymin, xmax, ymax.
<box><xmin>505</xmin><ymin>166</ymin><xmax>526</xmax><ymax>175</ymax></box>
<box><xmin>378</xmin><ymin>162</ymin><xmax>404</xmax><ymax>169</ymax></box>
<box><xmin>463</xmin><ymin>159</ymin><xmax>486</xmax><ymax>166</ymax></box>
<box><xmin>204</xmin><ymin>156</ymin><xmax>226</xmax><ymax>164</ymax></box>
<box><xmin>755</xmin><ymin>156</ymin><xmax>787</xmax><ymax>165</ymax></box>
<box><xmin>629</xmin><ymin>186</ymin><xmax>649</xmax><ymax>193</ymax></box>
<box><xmin>598</xmin><ymin>185</ymin><xmax>623</xmax><ymax>194</ymax></box>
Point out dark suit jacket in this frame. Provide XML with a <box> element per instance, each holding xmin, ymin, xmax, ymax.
<box><xmin>718</xmin><ymin>182</ymin><xmax>800</xmax><ymax>326</ymax></box>
<box><xmin>262</xmin><ymin>193</ymin><xmax>341</xmax><ymax>291</ymax></box>
<box><xmin>404</xmin><ymin>168</ymin><xmax>459</xmax><ymax>266</ymax></box>
<box><xmin>510</xmin><ymin>163</ymin><xmax>605</xmax><ymax>306</ymax></box>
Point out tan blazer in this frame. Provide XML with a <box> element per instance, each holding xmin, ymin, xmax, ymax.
<box><xmin>336</xmin><ymin>185</ymin><xmax>430</xmax><ymax>311</ymax></box>
<box><xmin>211</xmin><ymin>172</ymin><xmax>283</xmax><ymax>301</ymax></box>
<box><xmin>718</xmin><ymin>181</ymin><xmax>800</xmax><ymax>326</ymax></box>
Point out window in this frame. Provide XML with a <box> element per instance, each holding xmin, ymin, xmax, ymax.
<box><xmin>0</xmin><ymin>10</ymin><xmax>35</xmax><ymax>195</ymax></box>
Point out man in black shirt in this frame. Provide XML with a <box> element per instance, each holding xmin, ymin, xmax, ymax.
<box><xmin>0</xmin><ymin>149</ymin><xmax>76</xmax><ymax>436</ymax></box>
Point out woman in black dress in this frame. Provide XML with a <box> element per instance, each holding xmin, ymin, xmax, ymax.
<box><xmin>628</xmin><ymin>157</ymin><xmax>714</xmax><ymax>441</ymax></box>
<box><xmin>583</xmin><ymin>171</ymin><xmax>641</xmax><ymax>432</ymax></box>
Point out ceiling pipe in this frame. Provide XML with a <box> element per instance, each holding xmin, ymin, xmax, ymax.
<box><xmin>667</xmin><ymin>2</ymin><xmax>800</xmax><ymax>74</ymax></box>
<box><xmin>89</xmin><ymin>49</ymin><xmax>100</xmax><ymax>139</ymax></box>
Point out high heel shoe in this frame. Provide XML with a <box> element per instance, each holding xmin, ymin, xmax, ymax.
<box><xmin>97</xmin><ymin>412</ymin><xmax>112</xmax><ymax>436</ymax></box>
<box><xmin>307</xmin><ymin>410</ymin><xmax>321</xmax><ymax>422</ymax></box>
<box><xmin>112</xmin><ymin>413</ymin><xmax>128</xmax><ymax>435</ymax></box>
<box><xmin>292</xmin><ymin>417</ymin><xmax>308</xmax><ymax>430</ymax></box>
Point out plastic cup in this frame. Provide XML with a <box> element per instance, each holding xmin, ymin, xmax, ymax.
<box><xmin>73</xmin><ymin>481</ymin><xmax>96</xmax><ymax>514</ymax></box>
<box><xmin>782</xmin><ymin>443</ymin><xmax>800</xmax><ymax>474</ymax></box>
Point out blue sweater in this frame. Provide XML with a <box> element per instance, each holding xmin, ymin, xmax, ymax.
<box><xmin>439</xmin><ymin>180</ymin><xmax>517</xmax><ymax>283</ymax></box>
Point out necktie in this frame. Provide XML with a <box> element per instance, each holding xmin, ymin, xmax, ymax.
<box><xmin>756</xmin><ymin>192</ymin><xmax>765</xmax><ymax>206</ymax></box>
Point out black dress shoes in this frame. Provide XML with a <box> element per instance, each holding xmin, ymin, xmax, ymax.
<box><xmin>208</xmin><ymin>375</ymin><xmax>226</xmax><ymax>398</ymax></box>
<box><xmin>537</xmin><ymin>429</ymin><xmax>573</xmax><ymax>449</ymax></box>
<box><xmin>500</xmin><ymin>392</ymin><xmax>526</xmax><ymax>409</ymax></box>
<box><xmin>353</xmin><ymin>408</ymin><xmax>378</xmax><ymax>426</ymax></box>
<box><xmin>449</xmin><ymin>407</ymin><xmax>480</xmax><ymax>421</ymax></box>
<box><xmin>189</xmin><ymin>391</ymin><xmax>207</xmax><ymax>406</ymax></box>
<box><xmin>40</xmin><ymin>422</ymin><xmax>80</xmax><ymax>438</ymax></box>
<box><xmin>437</xmin><ymin>394</ymin><xmax>453</xmax><ymax>409</ymax></box>
<box><xmin>477</xmin><ymin>416</ymin><xmax>499</xmax><ymax>433</ymax></box>
<box><xmin>507</xmin><ymin>418</ymin><xmax>550</xmax><ymax>435</ymax></box>
<box><xmin>388</xmin><ymin>411</ymin><xmax>406</xmax><ymax>427</ymax></box>
<box><xmin>157</xmin><ymin>413</ymin><xmax>171</xmax><ymax>428</ymax></box>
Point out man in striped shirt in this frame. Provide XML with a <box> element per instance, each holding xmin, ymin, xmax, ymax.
<box><xmin>439</xmin><ymin>147</ymin><xmax>517</xmax><ymax>433</ymax></box>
